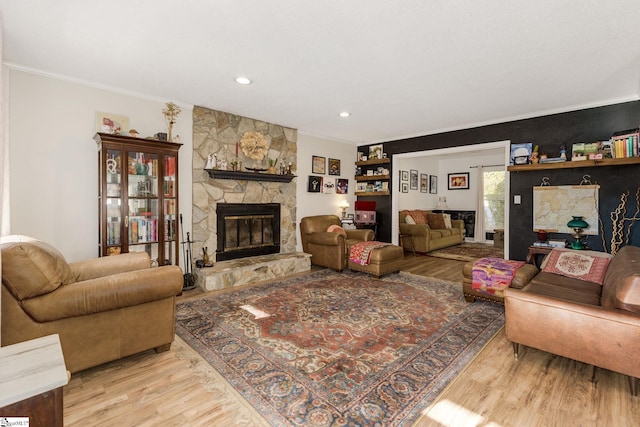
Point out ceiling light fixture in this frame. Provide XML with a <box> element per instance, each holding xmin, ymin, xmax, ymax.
<box><xmin>339</xmin><ymin>112</ymin><xmax>351</xmax><ymax>118</ymax></box>
<box><xmin>235</xmin><ymin>76</ymin><xmax>252</xmax><ymax>85</ymax></box>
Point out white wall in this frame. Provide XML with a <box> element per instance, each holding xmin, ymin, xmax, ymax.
<box><xmin>396</xmin><ymin>156</ymin><xmax>439</xmax><ymax>210</ymax></box>
<box><xmin>8</xmin><ymin>69</ymin><xmax>193</xmax><ymax>263</ymax></box>
<box><xmin>295</xmin><ymin>133</ymin><xmax>357</xmax><ymax>251</ymax></box>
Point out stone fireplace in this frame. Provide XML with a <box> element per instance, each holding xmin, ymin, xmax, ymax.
<box><xmin>216</xmin><ymin>203</ymin><xmax>281</xmax><ymax>261</ymax></box>
<box><xmin>191</xmin><ymin>106</ymin><xmax>297</xmax><ymax>265</ymax></box>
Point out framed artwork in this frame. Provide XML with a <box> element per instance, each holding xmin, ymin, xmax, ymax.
<box><xmin>410</xmin><ymin>169</ymin><xmax>418</xmax><ymax>190</ymax></box>
<box><xmin>328</xmin><ymin>158</ymin><xmax>341</xmax><ymax>175</ymax></box>
<box><xmin>312</xmin><ymin>156</ymin><xmax>325</xmax><ymax>174</ymax></box>
<box><xmin>336</xmin><ymin>178</ymin><xmax>348</xmax><ymax>194</ymax></box>
<box><xmin>369</xmin><ymin>144</ymin><xmax>383</xmax><ymax>160</ymax></box>
<box><xmin>96</xmin><ymin>111</ymin><xmax>130</xmax><ymax>135</ymax></box>
<box><xmin>323</xmin><ymin>180</ymin><xmax>335</xmax><ymax>194</ymax></box>
<box><xmin>420</xmin><ymin>173</ymin><xmax>428</xmax><ymax>193</ymax></box>
<box><xmin>308</xmin><ymin>175</ymin><xmax>322</xmax><ymax>193</ymax></box>
<box><xmin>401</xmin><ymin>170</ymin><xmax>409</xmax><ymax>181</ymax></box>
<box><xmin>401</xmin><ymin>182</ymin><xmax>409</xmax><ymax>193</ymax></box>
<box><xmin>429</xmin><ymin>175</ymin><xmax>438</xmax><ymax>194</ymax></box>
<box><xmin>510</xmin><ymin>142</ymin><xmax>533</xmax><ymax>165</ymax></box>
<box><xmin>448</xmin><ymin>172</ymin><xmax>470</xmax><ymax>190</ymax></box>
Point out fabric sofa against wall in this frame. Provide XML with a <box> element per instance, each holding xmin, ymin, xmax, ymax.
<box><xmin>398</xmin><ymin>210</ymin><xmax>464</xmax><ymax>253</ymax></box>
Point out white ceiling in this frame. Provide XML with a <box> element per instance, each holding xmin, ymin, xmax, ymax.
<box><xmin>1</xmin><ymin>1</ymin><xmax>639</xmax><ymax>145</ymax></box>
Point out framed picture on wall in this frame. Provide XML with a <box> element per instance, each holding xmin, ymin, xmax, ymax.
<box><xmin>420</xmin><ymin>173</ymin><xmax>428</xmax><ymax>192</ymax></box>
<box><xmin>336</xmin><ymin>178</ymin><xmax>348</xmax><ymax>194</ymax></box>
<box><xmin>401</xmin><ymin>170</ymin><xmax>409</xmax><ymax>181</ymax></box>
<box><xmin>328</xmin><ymin>158</ymin><xmax>340</xmax><ymax>175</ymax></box>
<box><xmin>429</xmin><ymin>175</ymin><xmax>438</xmax><ymax>194</ymax></box>
<box><xmin>312</xmin><ymin>156</ymin><xmax>325</xmax><ymax>174</ymax></box>
<box><xmin>308</xmin><ymin>175</ymin><xmax>322</xmax><ymax>192</ymax></box>
<box><xmin>410</xmin><ymin>169</ymin><xmax>418</xmax><ymax>190</ymax></box>
<box><xmin>448</xmin><ymin>172</ymin><xmax>470</xmax><ymax>190</ymax></box>
<box><xmin>401</xmin><ymin>182</ymin><xmax>409</xmax><ymax>193</ymax></box>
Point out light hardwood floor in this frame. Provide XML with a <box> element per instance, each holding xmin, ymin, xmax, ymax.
<box><xmin>63</xmin><ymin>254</ymin><xmax>640</xmax><ymax>426</ymax></box>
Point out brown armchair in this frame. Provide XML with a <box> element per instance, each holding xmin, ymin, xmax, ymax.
<box><xmin>1</xmin><ymin>235</ymin><xmax>183</xmax><ymax>373</ymax></box>
<box><xmin>300</xmin><ymin>215</ymin><xmax>374</xmax><ymax>271</ymax></box>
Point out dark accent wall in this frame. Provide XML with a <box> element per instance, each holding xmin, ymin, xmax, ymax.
<box><xmin>362</xmin><ymin>100</ymin><xmax>640</xmax><ymax>259</ymax></box>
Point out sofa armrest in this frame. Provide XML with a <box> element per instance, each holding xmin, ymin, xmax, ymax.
<box><xmin>22</xmin><ymin>265</ymin><xmax>183</xmax><ymax>322</ymax></box>
<box><xmin>399</xmin><ymin>223</ymin><xmax>430</xmax><ymax>237</ymax></box>
<box><xmin>451</xmin><ymin>219</ymin><xmax>464</xmax><ymax>232</ymax></box>
<box><xmin>304</xmin><ymin>232</ymin><xmax>344</xmax><ymax>247</ymax></box>
<box><xmin>69</xmin><ymin>252</ymin><xmax>152</xmax><ymax>282</ymax></box>
<box><xmin>346</xmin><ymin>229</ymin><xmax>375</xmax><ymax>242</ymax></box>
<box><xmin>505</xmin><ymin>287</ymin><xmax>640</xmax><ymax>379</ymax></box>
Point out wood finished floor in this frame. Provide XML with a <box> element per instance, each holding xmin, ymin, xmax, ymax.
<box><xmin>63</xmin><ymin>253</ymin><xmax>640</xmax><ymax>426</ymax></box>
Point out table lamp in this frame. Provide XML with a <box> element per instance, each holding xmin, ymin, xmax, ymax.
<box><xmin>339</xmin><ymin>200</ymin><xmax>350</xmax><ymax>219</ymax></box>
<box><xmin>567</xmin><ymin>216</ymin><xmax>589</xmax><ymax>249</ymax></box>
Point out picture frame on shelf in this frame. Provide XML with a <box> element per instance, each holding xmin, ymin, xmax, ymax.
<box><xmin>312</xmin><ymin>156</ymin><xmax>325</xmax><ymax>174</ymax></box>
<box><xmin>401</xmin><ymin>182</ymin><xmax>409</xmax><ymax>193</ymax></box>
<box><xmin>510</xmin><ymin>142</ymin><xmax>533</xmax><ymax>165</ymax></box>
<box><xmin>448</xmin><ymin>172</ymin><xmax>469</xmax><ymax>190</ymax></box>
<box><xmin>308</xmin><ymin>175</ymin><xmax>322</xmax><ymax>193</ymax></box>
<box><xmin>410</xmin><ymin>169</ymin><xmax>418</xmax><ymax>190</ymax></box>
<box><xmin>420</xmin><ymin>173</ymin><xmax>428</xmax><ymax>192</ymax></box>
<box><xmin>328</xmin><ymin>158</ymin><xmax>340</xmax><ymax>175</ymax></box>
<box><xmin>96</xmin><ymin>111</ymin><xmax>130</xmax><ymax>135</ymax></box>
<box><xmin>429</xmin><ymin>175</ymin><xmax>438</xmax><ymax>194</ymax></box>
<box><xmin>401</xmin><ymin>170</ymin><xmax>409</xmax><ymax>181</ymax></box>
<box><xmin>369</xmin><ymin>144</ymin><xmax>383</xmax><ymax>160</ymax></box>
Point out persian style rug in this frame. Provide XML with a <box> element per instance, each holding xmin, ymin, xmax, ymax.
<box><xmin>176</xmin><ymin>270</ymin><xmax>504</xmax><ymax>426</ymax></box>
<box><xmin>427</xmin><ymin>242</ymin><xmax>504</xmax><ymax>262</ymax></box>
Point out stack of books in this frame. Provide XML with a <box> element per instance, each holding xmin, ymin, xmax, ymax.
<box><xmin>610</xmin><ymin>128</ymin><xmax>639</xmax><ymax>158</ymax></box>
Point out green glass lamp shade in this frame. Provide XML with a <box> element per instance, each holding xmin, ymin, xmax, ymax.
<box><xmin>567</xmin><ymin>216</ymin><xmax>589</xmax><ymax>230</ymax></box>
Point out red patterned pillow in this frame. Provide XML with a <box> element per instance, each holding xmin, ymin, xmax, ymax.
<box><xmin>408</xmin><ymin>210</ymin><xmax>428</xmax><ymax>224</ymax></box>
<box><xmin>327</xmin><ymin>225</ymin><xmax>347</xmax><ymax>236</ymax></box>
<box><xmin>541</xmin><ymin>248</ymin><xmax>613</xmax><ymax>285</ymax></box>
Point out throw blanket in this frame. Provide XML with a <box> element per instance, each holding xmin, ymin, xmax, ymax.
<box><xmin>472</xmin><ymin>257</ymin><xmax>524</xmax><ymax>295</ymax></box>
<box><xmin>350</xmin><ymin>241</ymin><xmax>390</xmax><ymax>265</ymax></box>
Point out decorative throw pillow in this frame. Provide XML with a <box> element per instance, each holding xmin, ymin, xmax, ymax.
<box><xmin>442</xmin><ymin>213</ymin><xmax>452</xmax><ymax>229</ymax></box>
<box><xmin>327</xmin><ymin>224</ymin><xmax>347</xmax><ymax>236</ymax></box>
<box><xmin>427</xmin><ymin>213</ymin><xmax>446</xmax><ymax>230</ymax></box>
<box><xmin>405</xmin><ymin>215</ymin><xmax>416</xmax><ymax>224</ymax></box>
<box><xmin>541</xmin><ymin>248</ymin><xmax>613</xmax><ymax>285</ymax></box>
<box><xmin>408</xmin><ymin>210</ymin><xmax>427</xmax><ymax>224</ymax></box>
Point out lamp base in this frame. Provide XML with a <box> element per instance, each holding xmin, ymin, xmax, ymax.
<box><xmin>569</xmin><ymin>240</ymin><xmax>586</xmax><ymax>250</ymax></box>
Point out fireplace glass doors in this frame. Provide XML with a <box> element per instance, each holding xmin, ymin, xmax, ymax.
<box><xmin>216</xmin><ymin>203</ymin><xmax>281</xmax><ymax>261</ymax></box>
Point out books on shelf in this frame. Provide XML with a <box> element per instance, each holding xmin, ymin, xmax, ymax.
<box><xmin>609</xmin><ymin>128</ymin><xmax>639</xmax><ymax>158</ymax></box>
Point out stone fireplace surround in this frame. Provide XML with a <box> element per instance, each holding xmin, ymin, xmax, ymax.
<box><xmin>191</xmin><ymin>106</ymin><xmax>309</xmax><ymax>290</ymax></box>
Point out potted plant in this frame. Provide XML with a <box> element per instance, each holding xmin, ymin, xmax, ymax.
<box><xmin>267</xmin><ymin>158</ymin><xmax>278</xmax><ymax>174</ymax></box>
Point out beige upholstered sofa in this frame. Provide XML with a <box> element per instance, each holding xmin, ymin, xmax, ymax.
<box><xmin>505</xmin><ymin>245</ymin><xmax>640</xmax><ymax>395</ymax></box>
<box><xmin>1</xmin><ymin>236</ymin><xmax>183</xmax><ymax>373</ymax></box>
<box><xmin>399</xmin><ymin>210</ymin><xmax>464</xmax><ymax>253</ymax></box>
<box><xmin>300</xmin><ymin>215</ymin><xmax>374</xmax><ymax>271</ymax></box>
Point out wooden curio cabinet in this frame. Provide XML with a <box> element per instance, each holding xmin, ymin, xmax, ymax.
<box><xmin>94</xmin><ymin>133</ymin><xmax>181</xmax><ymax>266</ymax></box>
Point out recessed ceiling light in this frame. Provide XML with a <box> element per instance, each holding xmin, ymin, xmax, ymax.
<box><xmin>235</xmin><ymin>76</ymin><xmax>252</xmax><ymax>85</ymax></box>
<box><xmin>339</xmin><ymin>112</ymin><xmax>351</xmax><ymax>118</ymax></box>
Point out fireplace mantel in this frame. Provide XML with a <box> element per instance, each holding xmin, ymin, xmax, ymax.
<box><xmin>205</xmin><ymin>169</ymin><xmax>296</xmax><ymax>183</ymax></box>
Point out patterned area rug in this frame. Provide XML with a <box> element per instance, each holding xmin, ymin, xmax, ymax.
<box><xmin>427</xmin><ymin>242</ymin><xmax>504</xmax><ymax>262</ymax></box>
<box><xmin>176</xmin><ymin>270</ymin><xmax>504</xmax><ymax>426</ymax></box>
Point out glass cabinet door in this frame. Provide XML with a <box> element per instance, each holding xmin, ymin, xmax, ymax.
<box><xmin>127</xmin><ymin>151</ymin><xmax>160</xmax><ymax>262</ymax></box>
<box><xmin>105</xmin><ymin>149</ymin><xmax>123</xmax><ymax>255</ymax></box>
<box><xmin>163</xmin><ymin>154</ymin><xmax>178</xmax><ymax>265</ymax></box>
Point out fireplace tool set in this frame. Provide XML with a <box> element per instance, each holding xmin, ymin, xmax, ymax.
<box><xmin>180</xmin><ymin>214</ymin><xmax>196</xmax><ymax>291</ymax></box>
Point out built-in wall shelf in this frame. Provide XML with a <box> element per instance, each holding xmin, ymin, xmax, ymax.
<box><xmin>507</xmin><ymin>157</ymin><xmax>640</xmax><ymax>172</ymax></box>
<box><xmin>355</xmin><ymin>158</ymin><xmax>390</xmax><ymax>166</ymax></box>
<box><xmin>355</xmin><ymin>191</ymin><xmax>390</xmax><ymax>197</ymax></box>
<box><xmin>205</xmin><ymin>169</ymin><xmax>296</xmax><ymax>183</ymax></box>
<box><xmin>354</xmin><ymin>174</ymin><xmax>390</xmax><ymax>182</ymax></box>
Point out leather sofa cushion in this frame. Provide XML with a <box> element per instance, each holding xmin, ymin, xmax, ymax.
<box><xmin>427</xmin><ymin>213</ymin><xmax>446</xmax><ymax>229</ymax></box>
<box><xmin>601</xmin><ymin>245</ymin><xmax>640</xmax><ymax>313</ymax></box>
<box><xmin>522</xmin><ymin>271</ymin><xmax>602</xmax><ymax>306</ymax></box>
<box><xmin>1</xmin><ymin>237</ymin><xmax>73</xmax><ymax>300</ymax></box>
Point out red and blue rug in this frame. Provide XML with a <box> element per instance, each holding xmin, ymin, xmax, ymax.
<box><xmin>176</xmin><ymin>270</ymin><xmax>504</xmax><ymax>426</ymax></box>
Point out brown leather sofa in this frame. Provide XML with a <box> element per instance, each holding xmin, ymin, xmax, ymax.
<box><xmin>505</xmin><ymin>245</ymin><xmax>640</xmax><ymax>395</ymax></box>
<box><xmin>399</xmin><ymin>210</ymin><xmax>464</xmax><ymax>253</ymax></box>
<box><xmin>1</xmin><ymin>236</ymin><xmax>183</xmax><ymax>373</ymax></box>
<box><xmin>300</xmin><ymin>215</ymin><xmax>374</xmax><ymax>271</ymax></box>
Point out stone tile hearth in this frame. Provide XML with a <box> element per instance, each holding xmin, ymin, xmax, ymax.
<box><xmin>195</xmin><ymin>252</ymin><xmax>311</xmax><ymax>292</ymax></box>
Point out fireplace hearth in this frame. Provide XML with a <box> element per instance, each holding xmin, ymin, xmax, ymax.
<box><xmin>216</xmin><ymin>203</ymin><xmax>281</xmax><ymax>261</ymax></box>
